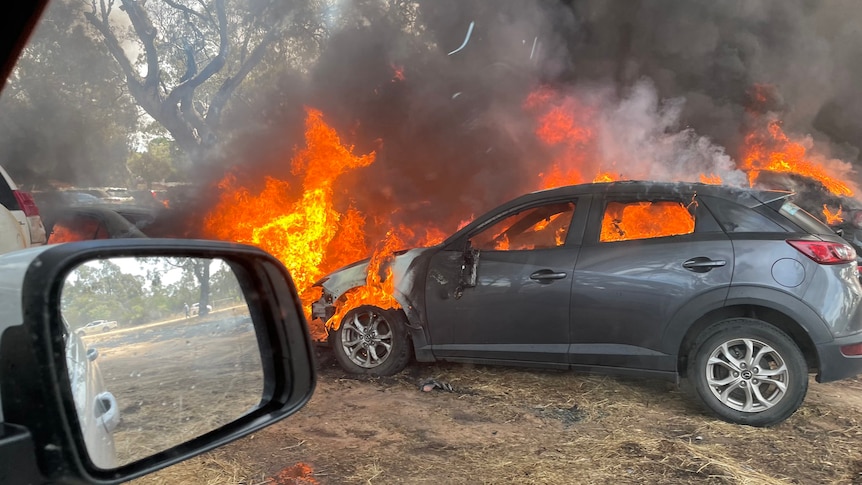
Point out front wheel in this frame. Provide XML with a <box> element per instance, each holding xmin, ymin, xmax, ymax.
<box><xmin>687</xmin><ymin>318</ymin><xmax>808</xmax><ymax>427</ymax></box>
<box><xmin>329</xmin><ymin>305</ymin><xmax>411</xmax><ymax>376</ymax></box>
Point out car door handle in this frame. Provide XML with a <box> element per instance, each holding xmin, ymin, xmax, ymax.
<box><xmin>682</xmin><ymin>257</ymin><xmax>727</xmax><ymax>273</ymax></box>
<box><xmin>530</xmin><ymin>270</ymin><xmax>567</xmax><ymax>281</ymax></box>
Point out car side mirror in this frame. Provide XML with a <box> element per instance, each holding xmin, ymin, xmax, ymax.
<box><xmin>0</xmin><ymin>239</ymin><xmax>316</xmax><ymax>484</ymax></box>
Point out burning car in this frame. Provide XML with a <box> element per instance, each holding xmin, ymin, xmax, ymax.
<box><xmin>314</xmin><ymin>180</ymin><xmax>862</xmax><ymax>427</ymax></box>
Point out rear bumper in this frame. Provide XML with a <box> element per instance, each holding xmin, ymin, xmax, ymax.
<box><xmin>816</xmin><ymin>333</ymin><xmax>862</xmax><ymax>382</ymax></box>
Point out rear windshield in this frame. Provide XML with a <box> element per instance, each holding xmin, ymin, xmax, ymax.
<box><xmin>779</xmin><ymin>201</ymin><xmax>835</xmax><ymax>235</ymax></box>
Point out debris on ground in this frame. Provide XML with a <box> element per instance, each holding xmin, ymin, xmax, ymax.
<box><xmin>419</xmin><ymin>378</ymin><xmax>453</xmax><ymax>392</ymax></box>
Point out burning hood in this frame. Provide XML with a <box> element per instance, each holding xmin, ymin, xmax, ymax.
<box><xmin>314</xmin><ymin>247</ymin><xmax>432</xmax><ymax>302</ymax></box>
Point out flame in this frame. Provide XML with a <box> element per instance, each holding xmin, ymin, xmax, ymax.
<box><xmin>593</xmin><ymin>172</ymin><xmax>620</xmax><ymax>183</ymax></box>
<box><xmin>268</xmin><ymin>463</ymin><xmax>318</xmax><ymax>485</ymax></box>
<box><xmin>48</xmin><ymin>219</ymin><xmax>109</xmax><ymax>243</ymax></box>
<box><xmin>601</xmin><ymin>201</ymin><xmax>695</xmax><ymax>242</ymax></box>
<box><xmin>525</xmin><ymin>88</ymin><xmax>595</xmax><ymax>189</ymax></box>
<box><xmin>204</xmin><ymin>108</ymin><xmax>376</xmax><ymax>327</ymax></box>
<box><xmin>741</xmin><ymin>119</ymin><xmax>853</xmax><ymax>197</ymax></box>
<box><xmin>391</xmin><ymin>64</ymin><xmax>406</xmax><ymax>82</ymax></box>
<box><xmin>328</xmin><ymin>230</ymin><xmax>403</xmax><ymax>330</ymax></box>
<box><xmin>699</xmin><ymin>173</ymin><xmax>723</xmax><ymax>185</ymax></box>
<box><xmin>823</xmin><ymin>205</ymin><xmax>843</xmax><ymax>225</ymax></box>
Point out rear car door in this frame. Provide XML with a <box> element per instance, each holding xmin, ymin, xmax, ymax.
<box><xmin>569</xmin><ymin>190</ymin><xmax>733</xmax><ymax>375</ymax></box>
<box><xmin>424</xmin><ymin>198</ymin><xmax>588</xmax><ymax>365</ymax></box>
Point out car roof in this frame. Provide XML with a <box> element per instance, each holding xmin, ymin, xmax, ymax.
<box><xmin>523</xmin><ymin>180</ymin><xmax>792</xmax><ymax>206</ymax></box>
<box><xmin>443</xmin><ymin>180</ymin><xmax>793</xmax><ymax>246</ymax></box>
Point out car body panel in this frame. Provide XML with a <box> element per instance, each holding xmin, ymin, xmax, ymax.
<box><xmin>0</xmin><ymin>245</ymin><xmax>119</xmax><ymax>463</ymax></box>
<box><xmin>425</xmin><ymin>246</ymin><xmax>577</xmax><ymax>363</ymax></box>
<box><xmin>0</xmin><ymin>164</ymin><xmax>46</xmax><ymax>249</ymax></box>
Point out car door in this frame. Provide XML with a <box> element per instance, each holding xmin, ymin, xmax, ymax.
<box><xmin>423</xmin><ymin>198</ymin><xmax>588</xmax><ymax>365</ymax></box>
<box><xmin>569</xmin><ymin>190</ymin><xmax>733</xmax><ymax>375</ymax></box>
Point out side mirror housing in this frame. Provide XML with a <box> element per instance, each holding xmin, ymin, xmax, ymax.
<box><xmin>0</xmin><ymin>239</ymin><xmax>316</xmax><ymax>484</ymax></box>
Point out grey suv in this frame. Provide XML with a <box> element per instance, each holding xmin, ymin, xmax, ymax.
<box><xmin>314</xmin><ymin>181</ymin><xmax>862</xmax><ymax>426</ymax></box>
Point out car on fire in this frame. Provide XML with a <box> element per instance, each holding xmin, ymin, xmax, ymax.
<box><xmin>313</xmin><ymin>180</ymin><xmax>862</xmax><ymax>427</ymax></box>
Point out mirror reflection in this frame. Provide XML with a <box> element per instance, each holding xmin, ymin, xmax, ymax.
<box><xmin>61</xmin><ymin>256</ymin><xmax>263</xmax><ymax>469</ymax></box>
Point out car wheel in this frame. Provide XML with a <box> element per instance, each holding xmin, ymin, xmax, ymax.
<box><xmin>687</xmin><ymin>318</ymin><xmax>808</xmax><ymax>427</ymax></box>
<box><xmin>103</xmin><ymin>327</ymin><xmax>110</xmax><ymax>333</ymax></box>
<box><xmin>330</xmin><ymin>305</ymin><xmax>411</xmax><ymax>376</ymax></box>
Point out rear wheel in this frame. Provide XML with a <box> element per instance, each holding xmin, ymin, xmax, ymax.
<box><xmin>687</xmin><ymin>318</ymin><xmax>808</xmax><ymax>427</ymax></box>
<box><xmin>330</xmin><ymin>305</ymin><xmax>411</xmax><ymax>376</ymax></box>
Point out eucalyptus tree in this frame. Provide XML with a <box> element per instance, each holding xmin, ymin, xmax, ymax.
<box><xmin>84</xmin><ymin>0</ymin><xmax>327</xmax><ymax>163</ymax></box>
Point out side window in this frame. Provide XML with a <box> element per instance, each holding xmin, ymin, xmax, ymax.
<box><xmin>701</xmin><ymin>196</ymin><xmax>784</xmax><ymax>233</ymax></box>
<box><xmin>471</xmin><ymin>202</ymin><xmax>575</xmax><ymax>251</ymax></box>
<box><xmin>601</xmin><ymin>200</ymin><xmax>694</xmax><ymax>242</ymax></box>
<box><xmin>49</xmin><ymin>215</ymin><xmax>109</xmax><ymax>243</ymax></box>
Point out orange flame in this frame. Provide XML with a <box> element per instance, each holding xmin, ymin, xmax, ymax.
<box><xmin>741</xmin><ymin>119</ymin><xmax>853</xmax><ymax>197</ymax></box>
<box><xmin>601</xmin><ymin>201</ymin><xmax>695</xmax><ymax>242</ymax></box>
<box><xmin>391</xmin><ymin>64</ymin><xmax>406</xmax><ymax>82</ymax></box>
<box><xmin>699</xmin><ymin>173</ymin><xmax>723</xmax><ymax>185</ymax></box>
<box><xmin>204</xmin><ymin>108</ymin><xmax>376</xmax><ymax>331</ymax></box>
<box><xmin>268</xmin><ymin>462</ymin><xmax>318</xmax><ymax>485</ymax></box>
<box><xmin>823</xmin><ymin>205</ymin><xmax>843</xmax><ymax>225</ymax></box>
<box><xmin>593</xmin><ymin>172</ymin><xmax>620</xmax><ymax>183</ymax></box>
<box><xmin>328</xmin><ymin>230</ymin><xmax>403</xmax><ymax>330</ymax></box>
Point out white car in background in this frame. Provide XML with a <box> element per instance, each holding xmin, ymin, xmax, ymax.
<box><xmin>190</xmin><ymin>302</ymin><xmax>212</xmax><ymax>316</ymax></box>
<box><xmin>0</xmin><ymin>164</ymin><xmax>46</xmax><ymax>255</ymax></box>
<box><xmin>76</xmin><ymin>319</ymin><xmax>119</xmax><ymax>335</ymax></box>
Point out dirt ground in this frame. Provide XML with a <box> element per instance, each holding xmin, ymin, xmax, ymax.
<box><xmin>108</xmin><ymin>336</ymin><xmax>862</xmax><ymax>485</ymax></box>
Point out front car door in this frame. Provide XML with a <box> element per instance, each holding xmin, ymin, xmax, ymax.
<box><xmin>569</xmin><ymin>189</ymin><xmax>733</xmax><ymax>377</ymax></box>
<box><xmin>424</xmin><ymin>197</ymin><xmax>588</xmax><ymax>366</ymax></box>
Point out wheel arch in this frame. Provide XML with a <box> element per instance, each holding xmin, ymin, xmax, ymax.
<box><xmin>676</xmin><ymin>303</ymin><xmax>821</xmax><ymax>378</ymax></box>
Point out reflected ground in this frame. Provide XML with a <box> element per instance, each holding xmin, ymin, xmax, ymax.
<box><xmin>81</xmin><ymin>306</ymin><xmax>263</xmax><ymax>466</ymax></box>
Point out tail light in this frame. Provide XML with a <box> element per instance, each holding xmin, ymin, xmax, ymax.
<box><xmin>840</xmin><ymin>343</ymin><xmax>862</xmax><ymax>357</ymax></box>
<box><xmin>13</xmin><ymin>190</ymin><xmax>40</xmax><ymax>216</ymax></box>
<box><xmin>787</xmin><ymin>240</ymin><xmax>856</xmax><ymax>264</ymax></box>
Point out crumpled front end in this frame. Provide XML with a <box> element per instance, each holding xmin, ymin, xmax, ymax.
<box><xmin>311</xmin><ymin>248</ymin><xmax>430</xmax><ymax>328</ymax></box>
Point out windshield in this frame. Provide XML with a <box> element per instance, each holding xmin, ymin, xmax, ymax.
<box><xmin>5</xmin><ymin>1</ymin><xmax>862</xmax><ymax>483</ymax></box>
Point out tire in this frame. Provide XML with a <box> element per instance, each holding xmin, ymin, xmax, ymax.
<box><xmin>329</xmin><ymin>305</ymin><xmax>411</xmax><ymax>376</ymax></box>
<box><xmin>687</xmin><ymin>318</ymin><xmax>808</xmax><ymax>427</ymax></box>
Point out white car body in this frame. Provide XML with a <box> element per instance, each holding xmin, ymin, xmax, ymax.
<box><xmin>0</xmin><ymin>246</ymin><xmax>119</xmax><ymax>468</ymax></box>
<box><xmin>77</xmin><ymin>319</ymin><xmax>119</xmax><ymax>335</ymax></box>
<box><xmin>0</xmin><ymin>164</ymin><xmax>46</xmax><ymax>254</ymax></box>
<box><xmin>190</xmin><ymin>303</ymin><xmax>212</xmax><ymax>316</ymax></box>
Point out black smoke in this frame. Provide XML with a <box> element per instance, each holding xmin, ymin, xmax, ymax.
<box><xmin>210</xmin><ymin>0</ymin><xmax>862</xmax><ymax>239</ymax></box>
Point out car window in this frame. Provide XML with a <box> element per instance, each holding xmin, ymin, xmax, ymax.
<box><xmin>49</xmin><ymin>215</ymin><xmax>109</xmax><ymax>243</ymax></box>
<box><xmin>701</xmin><ymin>196</ymin><xmax>785</xmax><ymax>233</ymax></box>
<box><xmin>600</xmin><ymin>200</ymin><xmax>694</xmax><ymax>242</ymax></box>
<box><xmin>470</xmin><ymin>202</ymin><xmax>575</xmax><ymax>251</ymax></box>
<box><xmin>778</xmin><ymin>201</ymin><xmax>836</xmax><ymax>235</ymax></box>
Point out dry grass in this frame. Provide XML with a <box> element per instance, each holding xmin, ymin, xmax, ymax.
<box><xmin>118</xmin><ymin>348</ymin><xmax>862</xmax><ymax>484</ymax></box>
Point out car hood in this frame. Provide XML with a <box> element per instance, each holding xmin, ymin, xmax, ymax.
<box><xmin>316</xmin><ymin>247</ymin><xmax>433</xmax><ymax>300</ymax></box>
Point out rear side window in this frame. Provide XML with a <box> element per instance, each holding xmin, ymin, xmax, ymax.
<box><xmin>701</xmin><ymin>196</ymin><xmax>785</xmax><ymax>233</ymax></box>
<box><xmin>600</xmin><ymin>200</ymin><xmax>694</xmax><ymax>242</ymax></box>
<box><xmin>779</xmin><ymin>201</ymin><xmax>835</xmax><ymax>235</ymax></box>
